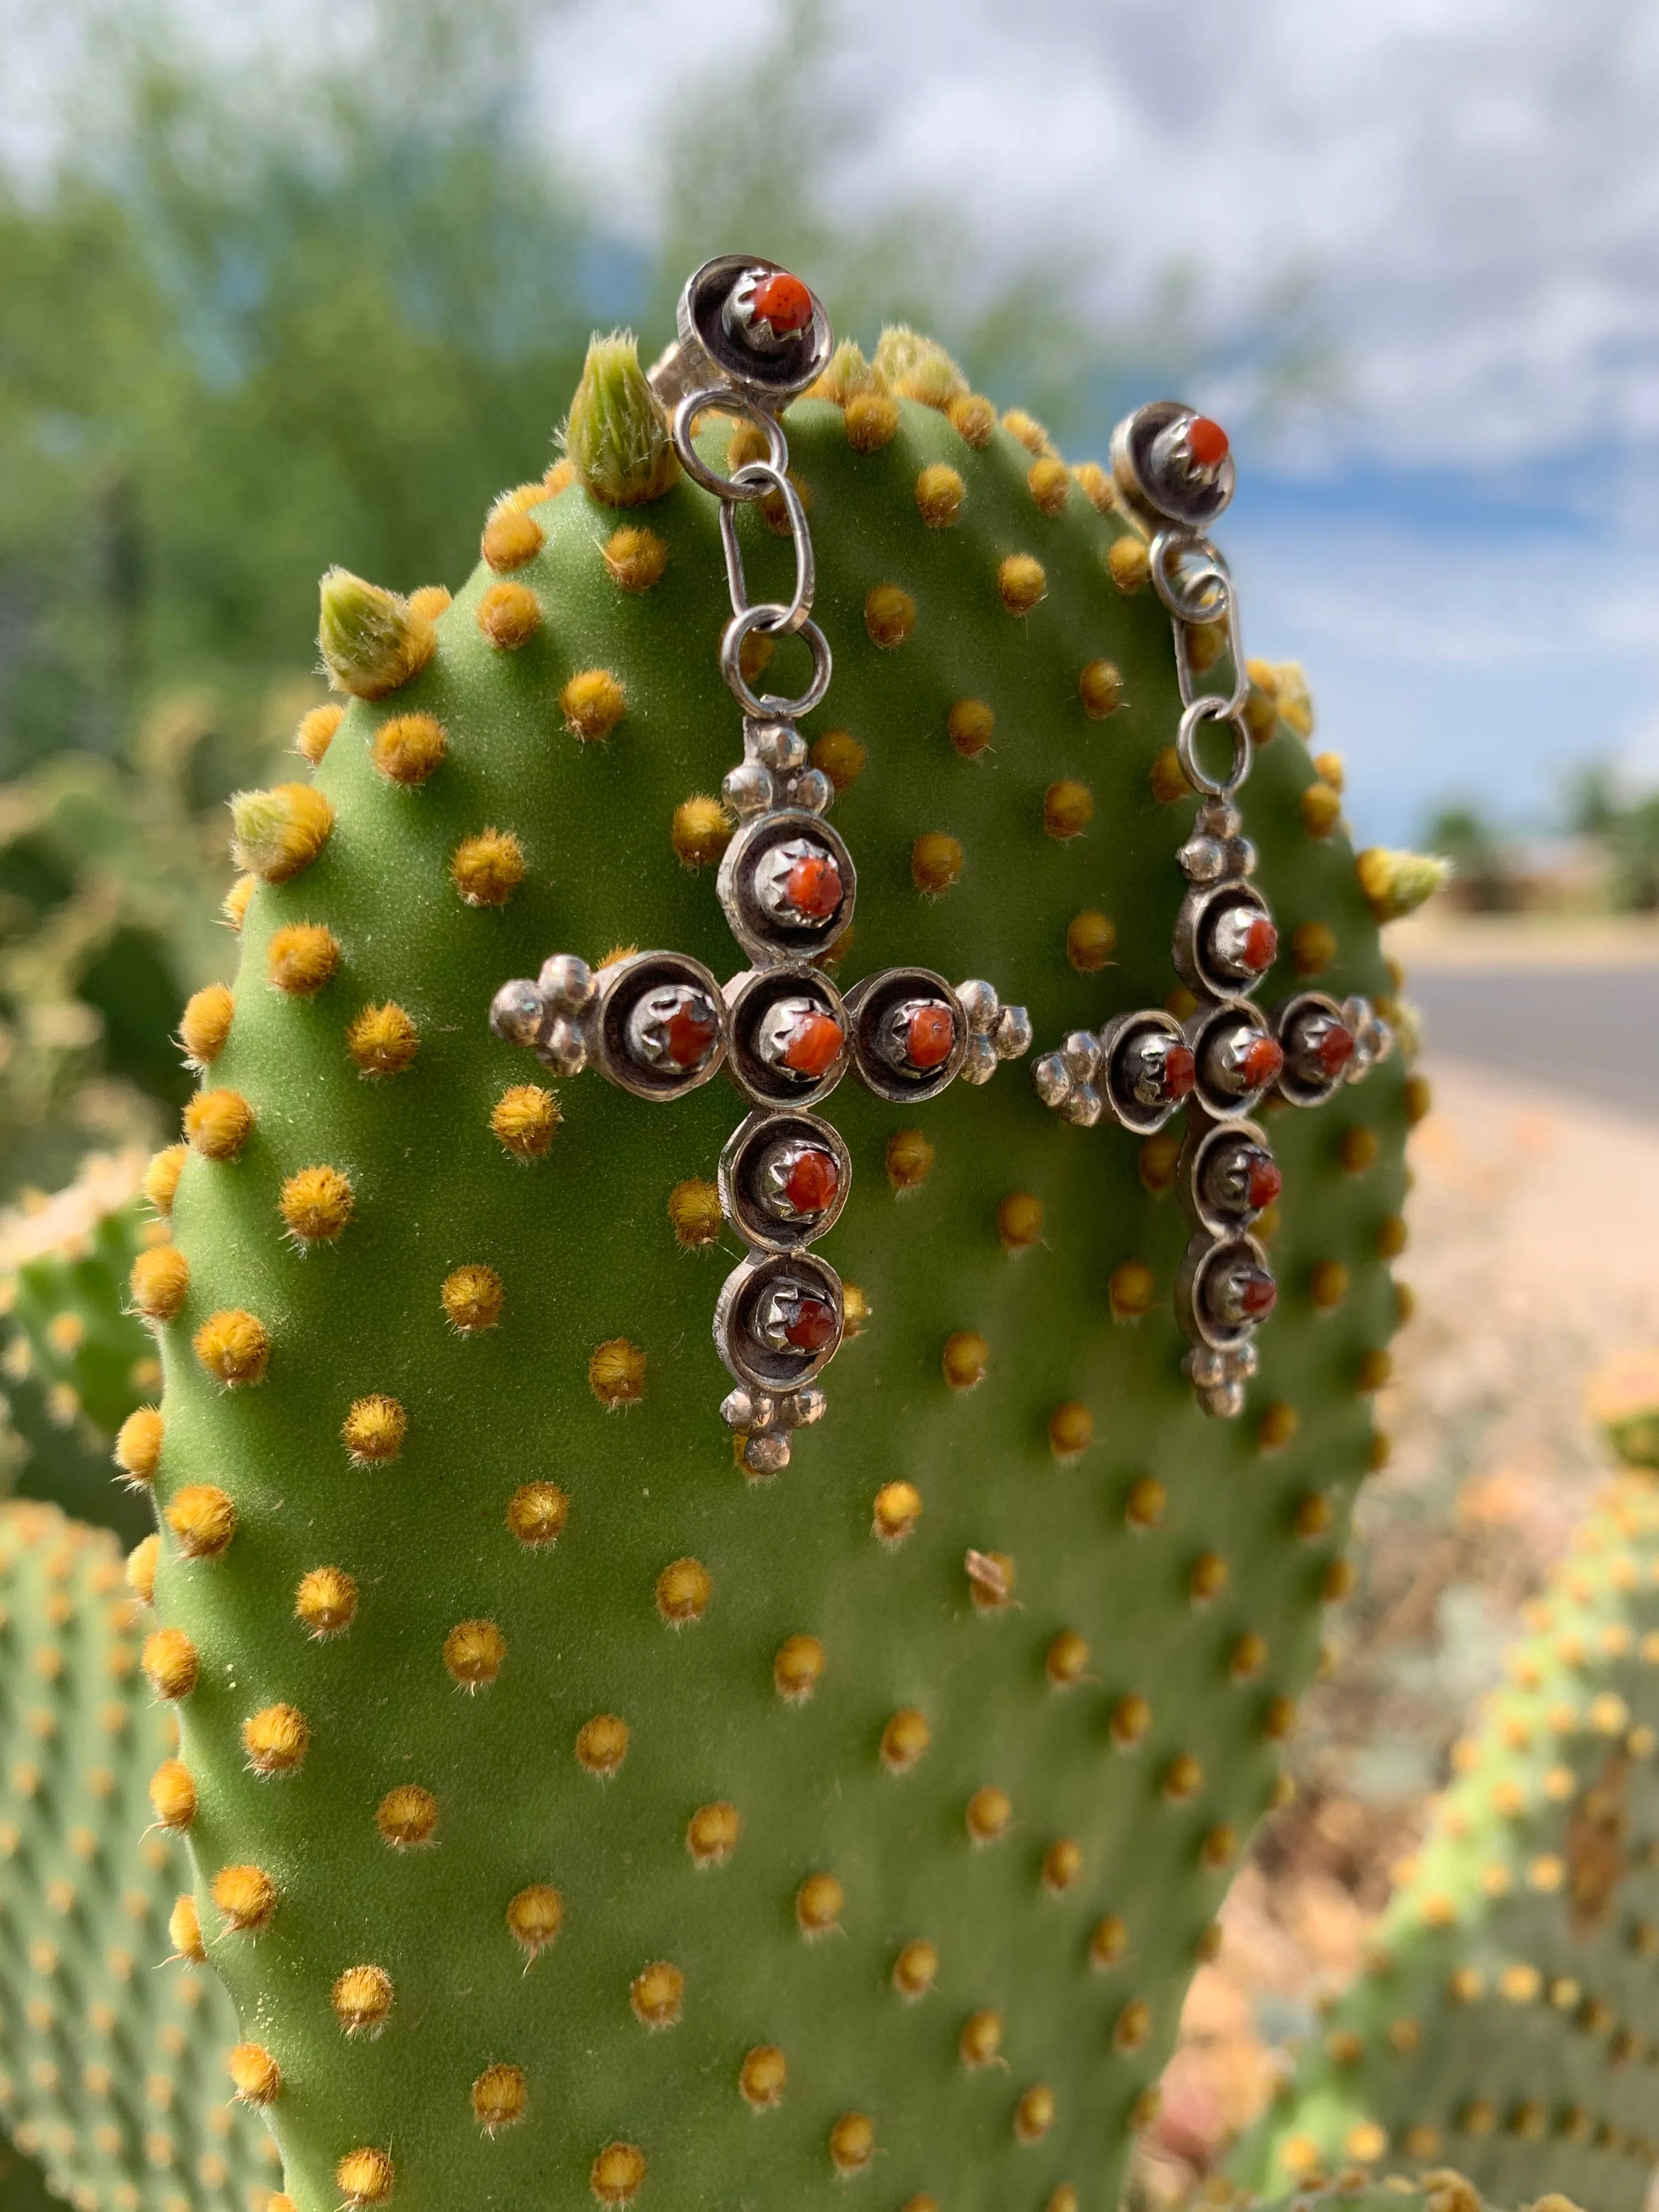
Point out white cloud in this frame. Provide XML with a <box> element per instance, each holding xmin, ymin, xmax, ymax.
<box><xmin>541</xmin><ymin>0</ymin><xmax>1659</xmax><ymax>469</ymax></box>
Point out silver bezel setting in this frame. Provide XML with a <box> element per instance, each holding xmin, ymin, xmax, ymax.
<box><xmin>1110</xmin><ymin>398</ymin><xmax>1235</xmax><ymax>530</ymax></box>
<box><xmin>1180</xmin><ymin>1117</ymin><xmax>1276</xmax><ymax>1240</ymax></box>
<box><xmin>1272</xmin><ymin>989</ymin><xmax>1353</xmax><ymax>1109</ymax></box>
<box><xmin>675</xmin><ymin>255</ymin><xmax>832</xmax><ymax>403</ymax></box>
<box><xmin>1176</xmin><ymin>1229</ymin><xmax>1276</xmax><ymax>1354</ymax></box>
<box><xmin>590</xmin><ymin>951</ymin><xmax>728</xmax><ymax>1101</ymax></box>
<box><xmin>1173</xmin><ymin>881</ymin><xmax>1277</xmax><ymax>1002</ymax></box>
<box><xmin>718</xmin><ymin>809</ymin><xmax>856</xmax><ymax>964</ymax></box>
<box><xmin>714</xmin><ymin>1250</ymin><xmax>845</xmax><ymax>1394</ymax></box>
<box><xmin>719</xmin><ymin>1108</ymin><xmax>851</xmax><ymax>1255</ymax></box>
<box><xmin>1188</xmin><ymin>997</ymin><xmax>1280</xmax><ymax>1120</ymax></box>
<box><xmin>842</xmin><ymin>968</ymin><xmax>969</xmax><ymax>1104</ymax></box>
<box><xmin>724</xmin><ymin>964</ymin><xmax>850</xmax><ymax>1109</ymax></box>
<box><xmin>1099</xmin><ymin>1008</ymin><xmax>1196</xmax><ymax>1135</ymax></box>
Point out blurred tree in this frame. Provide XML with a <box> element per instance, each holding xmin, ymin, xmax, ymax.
<box><xmin>1562</xmin><ymin>761</ymin><xmax>1659</xmax><ymax>911</ymax></box>
<box><xmin>1420</xmin><ymin>800</ymin><xmax>1516</xmax><ymax>912</ymax></box>
<box><xmin>1565</xmin><ymin>759</ymin><xmax>1620</xmax><ymax>838</ymax></box>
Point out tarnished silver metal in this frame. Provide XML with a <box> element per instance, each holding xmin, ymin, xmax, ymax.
<box><xmin>714</xmin><ymin>1250</ymin><xmax>844</xmax><ymax>1395</ymax></box>
<box><xmin>724</xmin><ymin>966</ymin><xmax>851</xmax><ymax>1109</ymax></box>
<box><xmin>719</xmin><ymin>607</ymin><xmax>834</xmax><ymax>722</ymax></box>
<box><xmin>1272</xmin><ymin>990</ymin><xmax>1354</xmax><ymax>1109</ymax></box>
<box><xmin>1173</xmin><ymin>880</ymin><xmax>1277</xmax><ymax>1002</ymax></box>
<box><xmin>1343</xmin><ymin>994</ymin><xmax>1395</xmax><ymax>1082</ymax></box>
<box><xmin>493</xmin><ymin>257</ymin><xmax>1030</xmax><ymax>1472</ymax></box>
<box><xmin>651</xmin><ymin>255</ymin><xmax>833</xmax><ymax>418</ymax></box>
<box><xmin>670</xmin><ymin>389</ymin><xmax>788</xmax><ymax>500</ymax></box>
<box><xmin>1034</xmin><ymin>398</ymin><xmax>1396</xmax><ymax>1417</ymax></box>
<box><xmin>1176</xmin><ymin>696</ymin><xmax>1251</xmax><ymax>800</ymax></box>
<box><xmin>490</xmin><ymin>950</ymin><xmax>726</xmax><ymax>1099</ymax></box>
<box><xmin>720</xmin><ymin>1109</ymin><xmax>851</xmax><ymax>1254</ymax></box>
<box><xmin>718</xmin><ymin>810</ymin><xmax>854</xmax><ymax>964</ymax></box>
<box><xmin>1111</xmin><ymin>399</ymin><xmax>1236</xmax><ymax>531</ymax></box>
<box><xmin>842</xmin><ymin>969</ymin><xmax>970</xmax><ymax>1105</ymax></box>
<box><xmin>1181</xmin><ymin>1118</ymin><xmax>1280</xmax><ymax>1240</ymax></box>
<box><xmin>719</xmin><ymin>463</ymin><xmax>815</xmax><ymax>634</ymax></box>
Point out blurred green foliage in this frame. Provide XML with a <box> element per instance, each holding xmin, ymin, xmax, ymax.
<box><xmin>1566</xmin><ymin>764</ymin><xmax>1659</xmax><ymax>911</ymax></box>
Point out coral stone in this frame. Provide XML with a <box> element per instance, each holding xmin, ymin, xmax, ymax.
<box><xmin>782</xmin><ymin>1294</ymin><xmax>837</xmax><ymax>1352</ymax></box>
<box><xmin>1242</xmin><ymin>916</ymin><xmax>1278</xmax><ymax>972</ymax></box>
<box><xmin>1163</xmin><ymin>1043</ymin><xmax>1197</xmax><ymax>1102</ymax></box>
<box><xmin>1314</xmin><ymin>1022</ymin><xmax>1356</xmax><ymax>1078</ymax></box>
<box><xmin>782</xmin><ymin>1012</ymin><xmax>844</xmax><ymax>1077</ymax></box>
<box><xmin>1238</xmin><ymin>1267</ymin><xmax>1277</xmax><ymax>1319</ymax></box>
<box><xmin>1187</xmin><ymin>416</ymin><xmax>1229</xmax><ymax>469</ymax></box>
<box><xmin>784</xmin><ymin>850</ymin><xmax>843</xmax><ymax>921</ymax></box>
<box><xmin>1247</xmin><ymin>1155</ymin><xmax>1284</xmax><ymax>1212</ymax></box>
<box><xmin>664</xmin><ymin>998</ymin><xmax>719</xmax><ymax>1068</ymax></box>
<box><xmin>1238</xmin><ymin>1035</ymin><xmax>1284</xmax><ymax>1091</ymax></box>
<box><xmin>752</xmin><ymin>272</ymin><xmax>814</xmax><ymax>336</ymax></box>
<box><xmin>782</xmin><ymin>1148</ymin><xmax>839</xmax><ymax>1215</ymax></box>
<box><xmin>904</xmin><ymin>1003</ymin><xmax>956</xmax><ymax>1071</ymax></box>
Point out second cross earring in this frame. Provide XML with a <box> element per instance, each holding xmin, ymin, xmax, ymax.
<box><xmin>1032</xmin><ymin>402</ymin><xmax>1393</xmax><ymax>1419</ymax></box>
<box><xmin>489</xmin><ymin>256</ymin><xmax>1031</xmax><ymax>1472</ymax></box>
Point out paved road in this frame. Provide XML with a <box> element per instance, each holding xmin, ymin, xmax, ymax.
<box><xmin>1410</xmin><ymin>967</ymin><xmax>1659</xmax><ymax>1120</ymax></box>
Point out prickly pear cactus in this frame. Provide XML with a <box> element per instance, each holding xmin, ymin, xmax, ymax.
<box><xmin>1250</xmin><ymin>2171</ymin><xmax>1577</xmax><ymax>2212</ymax></box>
<box><xmin>1236</xmin><ymin>1471</ymin><xmax>1659</xmax><ymax>2211</ymax></box>
<box><xmin>144</xmin><ymin>321</ymin><xmax>1418</xmax><ymax>2212</ymax></box>
<box><xmin>0</xmin><ymin>1153</ymin><xmax>158</xmax><ymax>1541</ymax></box>
<box><xmin>0</xmin><ymin>1498</ymin><xmax>273</xmax><ymax>2211</ymax></box>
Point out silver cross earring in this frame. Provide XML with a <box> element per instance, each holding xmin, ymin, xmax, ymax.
<box><xmin>1032</xmin><ymin>402</ymin><xmax>1392</xmax><ymax>1418</ymax></box>
<box><xmin>489</xmin><ymin>257</ymin><xmax>1031</xmax><ymax>1471</ymax></box>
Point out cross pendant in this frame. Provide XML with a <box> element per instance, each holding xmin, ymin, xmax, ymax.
<box><xmin>1031</xmin><ymin>399</ymin><xmax>1393</xmax><ymax>1419</ymax></box>
<box><xmin>488</xmin><ymin>257</ymin><xmax>1031</xmax><ymax>1472</ymax></box>
<box><xmin>1032</xmin><ymin>793</ymin><xmax>1391</xmax><ymax>1417</ymax></box>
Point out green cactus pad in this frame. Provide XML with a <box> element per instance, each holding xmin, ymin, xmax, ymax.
<box><xmin>146</xmin><ymin>352</ymin><xmax>1409</xmax><ymax>2212</ymax></box>
<box><xmin>0</xmin><ymin>1499</ymin><xmax>273</xmax><ymax>2211</ymax></box>
<box><xmin>1235</xmin><ymin>1474</ymin><xmax>1659</xmax><ymax>2211</ymax></box>
<box><xmin>0</xmin><ymin>1154</ymin><xmax>160</xmax><ymax>1542</ymax></box>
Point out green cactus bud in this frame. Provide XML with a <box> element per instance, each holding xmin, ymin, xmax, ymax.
<box><xmin>318</xmin><ymin>568</ymin><xmax>437</xmax><ymax>699</ymax></box>
<box><xmin>0</xmin><ymin>1498</ymin><xmax>269</xmax><ymax>2211</ymax></box>
<box><xmin>563</xmin><ymin>332</ymin><xmax>678</xmax><ymax>508</ymax></box>
<box><xmin>872</xmin><ymin>324</ymin><xmax>969</xmax><ymax>409</ymax></box>
<box><xmin>808</xmin><ymin>337</ymin><xmax>884</xmax><ymax>407</ymax></box>
<box><xmin>1355</xmin><ymin>848</ymin><xmax>1451</xmax><ymax>924</ymax></box>
<box><xmin>133</xmin><ymin>326</ymin><xmax>1409</xmax><ymax>2212</ymax></box>
<box><xmin>1235</xmin><ymin>1472</ymin><xmax>1659</xmax><ymax>2211</ymax></box>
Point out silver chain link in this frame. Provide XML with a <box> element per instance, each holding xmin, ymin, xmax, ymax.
<box><xmin>1154</xmin><ymin>527</ymin><xmax>1252</xmax><ymax>798</ymax></box>
<box><xmin>670</xmin><ymin>391</ymin><xmax>833</xmax><ymax>724</ymax></box>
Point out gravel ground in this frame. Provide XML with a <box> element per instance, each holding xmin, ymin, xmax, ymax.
<box><xmin>1141</xmin><ymin>1057</ymin><xmax>1659</xmax><ymax>2198</ymax></box>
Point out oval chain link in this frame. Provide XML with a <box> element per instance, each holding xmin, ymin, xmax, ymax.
<box><xmin>718</xmin><ymin>462</ymin><xmax>816</xmax><ymax>636</ymax></box>
<box><xmin>1152</xmin><ymin>523</ymin><xmax>1252</xmax><ymax>797</ymax></box>
<box><xmin>671</xmin><ymin>388</ymin><xmax>787</xmax><ymax>500</ymax></box>
<box><xmin>670</xmin><ymin>386</ymin><xmax>830</xmax><ymax>720</ymax></box>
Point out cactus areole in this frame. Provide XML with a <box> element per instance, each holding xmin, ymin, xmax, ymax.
<box><xmin>127</xmin><ymin>256</ymin><xmax>1418</xmax><ymax>2212</ymax></box>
